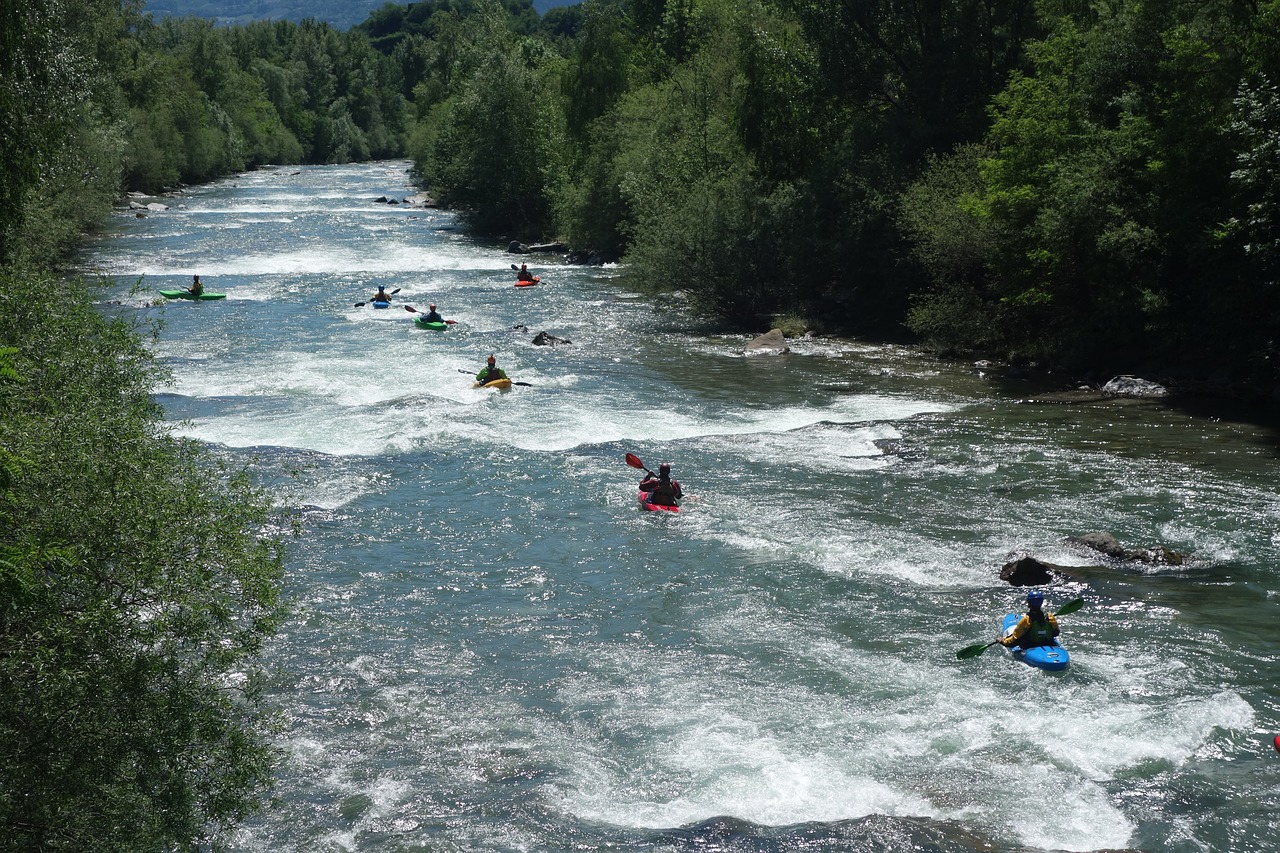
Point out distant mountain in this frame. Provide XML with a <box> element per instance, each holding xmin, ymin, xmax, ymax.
<box><xmin>142</xmin><ymin>0</ymin><xmax>579</xmax><ymax>31</ymax></box>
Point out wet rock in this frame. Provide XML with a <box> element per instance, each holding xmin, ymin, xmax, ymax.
<box><xmin>1065</xmin><ymin>532</ymin><xmax>1189</xmax><ymax>565</ymax></box>
<box><xmin>1067</xmin><ymin>532</ymin><xmax>1126</xmax><ymax>558</ymax></box>
<box><xmin>1000</xmin><ymin>553</ymin><xmax>1062</xmax><ymax>586</ymax></box>
<box><xmin>1102</xmin><ymin>375</ymin><xmax>1168</xmax><ymax>397</ymax></box>
<box><xmin>531</xmin><ymin>331</ymin><xmax>570</xmax><ymax>346</ymax></box>
<box><xmin>744</xmin><ymin>328</ymin><xmax>789</xmax><ymax>356</ymax></box>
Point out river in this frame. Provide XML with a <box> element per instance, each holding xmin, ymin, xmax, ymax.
<box><xmin>85</xmin><ymin>161</ymin><xmax>1280</xmax><ymax>852</ymax></box>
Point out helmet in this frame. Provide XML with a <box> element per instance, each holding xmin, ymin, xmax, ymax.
<box><xmin>659</xmin><ymin>462</ymin><xmax>671</xmax><ymax>476</ymax></box>
<box><xmin>1026</xmin><ymin>590</ymin><xmax>1045</xmax><ymax>606</ymax></box>
<box><xmin>429</xmin><ymin>304</ymin><xmax>436</xmax><ymax>309</ymax></box>
<box><xmin>487</xmin><ymin>355</ymin><xmax>496</xmax><ymax>365</ymax></box>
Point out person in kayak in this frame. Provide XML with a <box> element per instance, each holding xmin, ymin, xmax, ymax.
<box><xmin>187</xmin><ymin>274</ymin><xmax>203</xmax><ymax>296</ymax></box>
<box><xmin>475</xmin><ymin>354</ymin><xmax>508</xmax><ymax>385</ymax></box>
<box><xmin>1000</xmin><ymin>590</ymin><xmax>1061</xmax><ymax>649</ymax></box>
<box><xmin>372</xmin><ymin>285</ymin><xmax>391</xmax><ymax>303</ymax></box>
<box><xmin>639</xmin><ymin>462</ymin><xmax>683</xmax><ymax>506</ymax></box>
<box><xmin>422</xmin><ymin>303</ymin><xmax>444</xmax><ymax>323</ymax></box>
<box><xmin>516</xmin><ymin>263</ymin><xmax>534</xmax><ymax>282</ymax></box>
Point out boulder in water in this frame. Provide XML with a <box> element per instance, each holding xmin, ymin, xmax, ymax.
<box><xmin>1000</xmin><ymin>553</ymin><xmax>1062</xmax><ymax>586</ymax></box>
<box><xmin>745</xmin><ymin>328</ymin><xmax>789</xmax><ymax>356</ymax></box>
<box><xmin>1065</xmin><ymin>532</ymin><xmax>1188</xmax><ymax>565</ymax></box>
<box><xmin>1102</xmin><ymin>375</ymin><xmax>1168</xmax><ymax>397</ymax></box>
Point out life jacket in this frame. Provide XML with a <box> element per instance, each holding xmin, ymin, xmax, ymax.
<box><xmin>1018</xmin><ymin>611</ymin><xmax>1057</xmax><ymax>647</ymax></box>
<box><xmin>648</xmin><ymin>478</ymin><xmax>678</xmax><ymax>505</ymax></box>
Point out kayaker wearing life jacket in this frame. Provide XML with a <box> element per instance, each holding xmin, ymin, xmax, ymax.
<box><xmin>372</xmin><ymin>285</ymin><xmax>390</xmax><ymax>303</ymax></box>
<box><xmin>423</xmin><ymin>303</ymin><xmax>444</xmax><ymax>323</ymax></box>
<box><xmin>187</xmin><ymin>274</ymin><xmax>203</xmax><ymax>296</ymax></box>
<box><xmin>639</xmin><ymin>462</ymin><xmax>682</xmax><ymax>506</ymax></box>
<box><xmin>516</xmin><ymin>263</ymin><xmax>534</xmax><ymax>282</ymax></box>
<box><xmin>1000</xmin><ymin>590</ymin><xmax>1060</xmax><ymax>648</ymax></box>
<box><xmin>475</xmin><ymin>354</ymin><xmax>508</xmax><ymax>385</ymax></box>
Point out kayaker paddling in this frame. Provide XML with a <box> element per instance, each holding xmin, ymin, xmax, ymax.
<box><xmin>639</xmin><ymin>462</ymin><xmax>682</xmax><ymax>507</ymax></box>
<box><xmin>1000</xmin><ymin>589</ymin><xmax>1060</xmax><ymax>650</ymax></box>
<box><xmin>474</xmin><ymin>354</ymin><xmax>508</xmax><ymax>386</ymax></box>
<box><xmin>955</xmin><ymin>594</ymin><xmax>1083</xmax><ymax>662</ymax></box>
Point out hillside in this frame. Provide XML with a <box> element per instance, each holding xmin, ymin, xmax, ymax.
<box><xmin>142</xmin><ymin>0</ymin><xmax>578</xmax><ymax>30</ymax></box>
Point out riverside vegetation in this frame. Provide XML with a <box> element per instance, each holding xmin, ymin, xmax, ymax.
<box><xmin>4</xmin><ymin>0</ymin><xmax>1279</xmax><ymax>383</ymax></box>
<box><xmin>2</xmin><ymin>0</ymin><xmax>1279</xmax><ymax>847</ymax></box>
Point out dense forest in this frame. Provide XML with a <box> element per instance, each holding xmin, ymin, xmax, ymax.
<box><xmin>2</xmin><ymin>0</ymin><xmax>1280</xmax><ymax>846</ymax></box>
<box><xmin>5</xmin><ymin>0</ymin><xmax>1277</xmax><ymax>384</ymax></box>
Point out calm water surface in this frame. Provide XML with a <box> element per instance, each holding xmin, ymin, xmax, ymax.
<box><xmin>85</xmin><ymin>162</ymin><xmax>1280</xmax><ymax>852</ymax></box>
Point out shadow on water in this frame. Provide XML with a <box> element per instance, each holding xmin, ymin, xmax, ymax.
<box><xmin>636</xmin><ymin>814</ymin><xmax>1029</xmax><ymax>853</ymax></box>
<box><xmin>982</xmin><ymin>366</ymin><xmax>1280</xmax><ymax>448</ymax></box>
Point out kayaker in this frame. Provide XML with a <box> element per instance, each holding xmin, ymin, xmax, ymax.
<box><xmin>639</xmin><ymin>462</ymin><xmax>683</xmax><ymax>506</ymax></box>
<box><xmin>372</xmin><ymin>285</ymin><xmax>391</xmax><ymax>303</ymax></box>
<box><xmin>1000</xmin><ymin>590</ymin><xmax>1061</xmax><ymax>649</ymax></box>
<box><xmin>187</xmin><ymin>274</ymin><xmax>203</xmax><ymax>296</ymax></box>
<box><xmin>475</xmin><ymin>354</ymin><xmax>508</xmax><ymax>385</ymax></box>
<box><xmin>423</xmin><ymin>303</ymin><xmax>444</xmax><ymax>323</ymax></box>
<box><xmin>516</xmin><ymin>263</ymin><xmax>534</xmax><ymax>282</ymax></box>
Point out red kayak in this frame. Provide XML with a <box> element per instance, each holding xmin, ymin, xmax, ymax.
<box><xmin>638</xmin><ymin>491</ymin><xmax>680</xmax><ymax>512</ymax></box>
<box><xmin>514</xmin><ymin>276</ymin><xmax>541</xmax><ymax>288</ymax></box>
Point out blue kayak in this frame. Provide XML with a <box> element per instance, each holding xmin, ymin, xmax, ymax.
<box><xmin>372</xmin><ymin>300</ymin><xmax>391</xmax><ymax>309</ymax></box>
<box><xmin>1001</xmin><ymin>613</ymin><xmax>1069</xmax><ymax>671</ymax></box>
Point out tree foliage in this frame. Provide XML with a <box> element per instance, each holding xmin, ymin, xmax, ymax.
<box><xmin>0</xmin><ymin>272</ymin><xmax>287</xmax><ymax>851</ymax></box>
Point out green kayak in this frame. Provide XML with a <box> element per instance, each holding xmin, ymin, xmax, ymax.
<box><xmin>159</xmin><ymin>289</ymin><xmax>226</xmax><ymax>301</ymax></box>
<box><xmin>414</xmin><ymin>317</ymin><xmax>447</xmax><ymax>331</ymax></box>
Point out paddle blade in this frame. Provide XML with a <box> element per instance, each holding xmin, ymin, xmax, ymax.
<box><xmin>404</xmin><ymin>305</ymin><xmax>416</xmax><ymax>312</ymax></box>
<box><xmin>625</xmin><ymin>453</ymin><xmax>647</xmax><ymax>470</ymax></box>
<box><xmin>354</xmin><ymin>302</ymin><xmax>365</xmax><ymax>307</ymax></box>
<box><xmin>957</xmin><ymin>641</ymin><xmax>996</xmax><ymax>660</ymax></box>
<box><xmin>1054</xmin><ymin>597</ymin><xmax>1085</xmax><ymax>617</ymax></box>
<box><xmin>445</xmin><ymin>319</ymin><xmax>457</xmax><ymax>324</ymax></box>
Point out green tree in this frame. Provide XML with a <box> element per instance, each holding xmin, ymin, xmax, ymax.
<box><xmin>411</xmin><ymin>1</ymin><xmax>565</xmax><ymax>237</ymax></box>
<box><xmin>0</xmin><ymin>271</ymin><xmax>286</xmax><ymax>851</ymax></box>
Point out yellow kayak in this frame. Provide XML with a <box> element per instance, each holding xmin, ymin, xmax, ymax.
<box><xmin>473</xmin><ymin>378</ymin><xmax>512</xmax><ymax>390</ymax></box>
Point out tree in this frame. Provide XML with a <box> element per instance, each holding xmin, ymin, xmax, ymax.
<box><xmin>0</xmin><ymin>270</ymin><xmax>287</xmax><ymax>851</ymax></box>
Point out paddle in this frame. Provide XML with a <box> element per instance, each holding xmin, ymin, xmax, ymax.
<box><xmin>404</xmin><ymin>305</ymin><xmax>457</xmax><ymax>323</ymax></box>
<box><xmin>354</xmin><ymin>287</ymin><xmax>400</xmax><ymax>307</ymax></box>
<box><xmin>455</xmin><ymin>367</ymin><xmax>531</xmax><ymax>387</ymax></box>
<box><xmin>955</xmin><ymin>596</ymin><xmax>1085</xmax><ymax>660</ymax></box>
<box><xmin>625</xmin><ymin>452</ymin><xmax>656</xmax><ymax>478</ymax></box>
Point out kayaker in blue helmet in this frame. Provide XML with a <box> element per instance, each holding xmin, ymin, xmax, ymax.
<box><xmin>1000</xmin><ymin>590</ymin><xmax>1061</xmax><ymax>649</ymax></box>
<box><xmin>372</xmin><ymin>284</ymin><xmax>390</xmax><ymax>303</ymax></box>
<box><xmin>639</xmin><ymin>462</ymin><xmax>683</xmax><ymax>506</ymax></box>
<box><xmin>475</xmin><ymin>354</ymin><xmax>507</xmax><ymax>385</ymax></box>
<box><xmin>187</xmin><ymin>274</ymin><xmax>203</xmax><ymax>296</ymax></box>
<box><xmin>422</xmin><ymin>303</ymin><xmax>444</xmax><ymax>323</ymax></box>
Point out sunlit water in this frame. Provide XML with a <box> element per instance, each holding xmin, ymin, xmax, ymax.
<box><xmin>85</xmin><ymin>162</ymin><xmax>1280</xmax><ymax>852</ymax></box>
